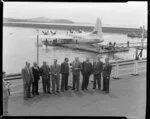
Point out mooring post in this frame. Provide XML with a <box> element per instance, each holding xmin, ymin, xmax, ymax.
<box><xmin>132</xmin><ymin>60</ymin><xmax>139</xmax><ymax>76</ymax></box>
<box><xmin>113</xmin><ymin>62</ymin><xmax>120</xmax><ymax>79</ymax></box>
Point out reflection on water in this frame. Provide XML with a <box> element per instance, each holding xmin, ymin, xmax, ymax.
<box><xmin>3</xmin><ymin>26</ymin><xmax>147</xmax><ymax>74</ymax></box>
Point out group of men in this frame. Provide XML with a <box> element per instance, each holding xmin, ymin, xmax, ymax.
<box><xmin>21</xmin><ymin>56</ymin><xmax>112</xmax><ymax>100</ymax></box>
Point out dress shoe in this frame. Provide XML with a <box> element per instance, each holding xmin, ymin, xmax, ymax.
<box><xmin>48</xmin><ymin>91</ymin><xmax>51</xmax><ymax>94</ymax></box>
<box><xmin>36</xmin><ymin>92</ymin><xmax>39</xmax><ymax>95</ymax></box>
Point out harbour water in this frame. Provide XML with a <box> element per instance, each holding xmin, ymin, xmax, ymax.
<box><xmin>3</xmin><ymin>26</ymin><xmax>147</xmax><ymax>74</ymax></box>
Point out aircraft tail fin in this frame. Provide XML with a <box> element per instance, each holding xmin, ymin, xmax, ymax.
<box><xmin>92</xmin><ymin>18</ymin><xmax>103</xmax><ymax>38</ymax></box>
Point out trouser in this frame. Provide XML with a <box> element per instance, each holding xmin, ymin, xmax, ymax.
<box><xmin>61</xmin><ymin>74</ymin><xmax>69</xmax><ymax>91</ymax></box>
<box><xmin>42</xmin><ymin>77</ymin><xmax>50</xmax><ymax>93</ymax></box>
<box><xmin>23</xmin><ymin>83</ymin><xmax>28</xmax><ymax>99</ymax></box>
<box><xmin>72</xmin><ymin>75</ymin><xmax>80</xmax><ymax>91</ymax></box>
<box><xmin>103</xmin><ymin>77</ymin><xmax>110</xmax><ymax>92</ymax></box>
<box><xmin>52</xmin><ymin>75</ymin><xmax>60</xmax><ymax>92</ymax></box>
<box><xmin>82</xmin><ymin>74</ymin><xmax>90</xmax><ymax>90</ymax></box>
<box><xmin>3</xmin><ymin>97</ymin><xmax>9</xmax><ymax>114</ymax></box>
<box><xmin>93</xmin><ymin>74</ymin><xmax>101</xmax><ymax>90</ymax></box>
<box><xmin>27</xmin><ymin>81</ymin><xmax>32</xmax><ymax>98</ymax></box>
<box><xmin>32</xmin><ymin>80</ymin><xmax>39</xmax><ymax>95</ymax></box>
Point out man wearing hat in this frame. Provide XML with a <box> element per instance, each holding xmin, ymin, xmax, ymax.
<box><xmin>93</xmin><ymin>55</ymin><xmax>103</xmax><ymax>90</ymax></box>
<box><xmin>102</xmin><ymin>57</ymin><xmax>112</xmax><ymax>93</ymax></box>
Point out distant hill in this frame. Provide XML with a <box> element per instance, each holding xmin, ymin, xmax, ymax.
<box><xmin>3</xmin><ymin>17</ymin><xmax>74</xmax><ymax>24</ymax></box>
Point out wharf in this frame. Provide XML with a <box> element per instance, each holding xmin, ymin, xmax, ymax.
<box><xmin>60</xmin><ymin>44</ymin><xmax>129</xmax><ymax>54</ymax></box>
<box><xmin>6</xmin><ymin>71</ymin><xmax>146</xmax><ymax>117</ymax></box>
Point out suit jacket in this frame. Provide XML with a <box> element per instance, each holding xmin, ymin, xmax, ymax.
<box><xmin>22</xmin><ymin>67</ymin><xmax>34</xmax><ymax>84</ymax></box>
<box><xmin>50</xmin><ymin>64</ymin><xmax>61</xmax><ymax>77</ymax></box>
<box><xmin>103</xmin><ymin>63</ymin><xmax>112</xmax><ymax>78</ymax></box>
<box><xmin>81</xmin><ymin>61</ymin><xmax>92</xmax><ymax>75</ymax></box>
<box><xmin>32</xmin><ymin>66</ymin><xmax>40</xmax><ymax>81</ymax></box>
<box><xmin>71</xmin><ymin>61</ymin><xmax>81</xmax><ymax>76</ymax></box>
<box><xmin>40</xmin><ymin>65</ymin><xmax>50</xmax><ymax>79</ymax></box>
<box><xmin>61</xmin><ymin>62</ymin><xmax>69</xmax><ymax>75</ymax></box>
<box><xmin>93</xmin><ymin>61</ymin><xmax>103</xmax><ymax>75</ymax></box>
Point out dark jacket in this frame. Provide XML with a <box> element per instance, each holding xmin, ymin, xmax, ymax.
<box><xmin>61</xmin><ymin>62</ymin><xmax>69</xmax><ymax>74</ymax></box>
<box><xmin>103</xmin><ymin>63</ymin><xmax>112</xmax><ymax>78</ymax></box>
<box><xmin>40</xmin><ymin>65</ymin><xmax>50</xmax><ymax>79</ymax></box>
<box><xmin>93</xmin><ymin>61</ymin><xmax>103</xmax><ymax>75</ymax></box>
<box><xmin>32</xmin><ymin>66</ymin><xmax>40</xmax><ymax>81</ymax></box>
<box><xmin>81</xmin><ymin>61</ymin><xmax>92</xmax><ymax>75</ymax></box>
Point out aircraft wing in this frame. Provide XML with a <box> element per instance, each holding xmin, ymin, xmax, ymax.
<box><xmin>30</xmin><ymin>35</ymin><xmax>73</xmax><ymax>40</ymax></box>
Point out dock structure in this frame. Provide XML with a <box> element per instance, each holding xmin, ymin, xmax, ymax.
<box><xmin>60</xmin><ymin>44</ymin><xmax>129</xmax><ymax>53</ymax></box>
<box><xmin>116</xmin><ymin>42</ymin><xmax>147</xmax><ymax>49</ymax></box>
<box><xmin>4</xmin><ymin>59</ymin><xmax>146</xmax><ymax>117</ymax></box>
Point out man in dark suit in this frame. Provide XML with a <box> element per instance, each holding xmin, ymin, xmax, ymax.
<box><xmin>93</xmin><ymin>55</ymin><xmax>103</xmax><ymax>90</ymax></box>
<box><xmin>22</xmin><ymin>62</ymin><xmax>34</xmax><ymax>100</ymax></box>
<box><xmin>61</xmin><ymin>57</ymin><xmax>69</xmax><ymax>92</ymax></box>
<box><xmin>40</xmin><ymin>61</ymin><xmax>51</xmax><ymax>94</ymax></box>
<box><xmin>81</xmin><ymin>57</ymin><xmax>92</xmax><ymax>91</ymax></box>
<box><xmin>50</xmin><ymin>59</ymin><xmax>61</xmax><ymax>94</ymax></box>
<box><xmin>103</xmin><ymin>57</ymin><xmax>112</xmax><ymax>93</ymax></box>
<box><xmin>32</xmin><ymin>62</ymin><xmax>40</xmax><ymax>95</ymax></box>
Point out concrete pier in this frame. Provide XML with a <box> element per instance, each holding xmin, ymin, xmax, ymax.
<box><xmin>6</xmin><ymin>71</ymin><xmax>146</xmax><ymax>117</ymax></box>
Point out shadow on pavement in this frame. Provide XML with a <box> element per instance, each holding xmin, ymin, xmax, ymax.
<box><xmin>73</xmin><ymin>90</ymin><xmax>85</xmax><ymax>97</ymax></box>
<box><xmin>83</xmin><ymin>89</ymin><xmax>95</xmax><ymax>95</ymax></box>
<box><xmin>62</xmin><ymin>90</ymin><xmax>74</xmax><ymax>97</ymax></box>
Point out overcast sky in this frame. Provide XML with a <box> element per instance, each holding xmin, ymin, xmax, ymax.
<box><xmin>4</xmin><ymin>2</ymin><xmax>147</xmax><ymax>28</ymax></box>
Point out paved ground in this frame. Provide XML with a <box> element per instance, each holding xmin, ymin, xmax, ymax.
<box><xmin>6</xmin><ymin>71</ymin><xmax>146</xmax><ymax>118</ymax></box>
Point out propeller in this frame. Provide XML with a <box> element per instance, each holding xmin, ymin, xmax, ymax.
<box><xmin>42</xmin><ymin>30</ymin><xmax>49</xmax><ymax>35</ymax></box>
<box><xmin>50</xmin><ymin>30</ymin><xmax>56</xmax><ymax>35</ymax></box>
